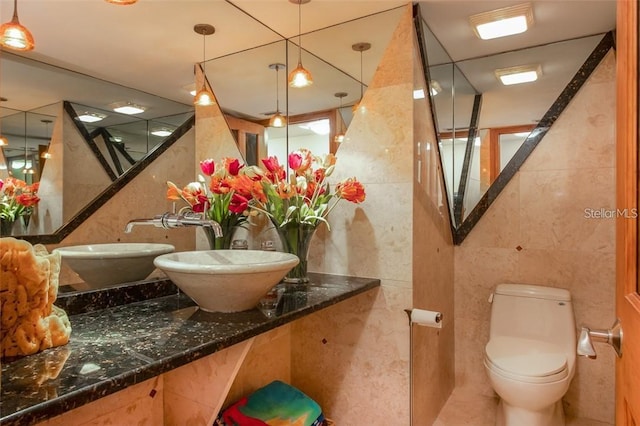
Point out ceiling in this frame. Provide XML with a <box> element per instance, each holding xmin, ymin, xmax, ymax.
<box><xmin>0</xmin><ymin>1</ymin><xmax>617</xmax><ymax>127</ymax></box>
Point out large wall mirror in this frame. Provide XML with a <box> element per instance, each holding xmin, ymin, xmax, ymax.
<box><xmin>1</xmin><ymin>51</ymin><xmax>195</xmax><ymax>242</ymax></box>
<box><xmin>1</xmin><ymin>3</ymin><xmax>405</xmax><ymax>245</ymax></box>
<box><xmin>205</xmin><ymin>6</ymin><xmax>405</xmax><ymax>161</ymax></box>
<box><xmin>415</xmin><ymin>2</ymin><xmax>615</xmax><ymax>242</ymax></box>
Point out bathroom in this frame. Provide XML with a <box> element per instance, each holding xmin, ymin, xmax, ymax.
<box><xmin>0</xmin><ymin>0</ymin><xmax>631</xmax><ymax>425</ymax></box>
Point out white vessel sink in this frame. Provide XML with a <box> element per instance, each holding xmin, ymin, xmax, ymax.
<box><xmin>54</xmin><ymin>243</ymin><xmax>175</xmax><ymax>288</ymax></box>
<box><xmin>153</xmin><ymin>250</ymin><xmax>299</xmax><ymax>312</ymax></box>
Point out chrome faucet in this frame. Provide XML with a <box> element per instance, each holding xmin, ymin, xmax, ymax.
<box><xmin>577</xmin><ymin>318</ymin><xmax>622</xmax><ymax>359</ymax></box>
<box><xmin>124</xmin><ymin>211</ymin><xmax>223</xmax><ymax>238</ymax></box>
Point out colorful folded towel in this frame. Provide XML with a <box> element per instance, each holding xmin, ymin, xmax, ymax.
<box><xmin>216</xmin><ymin>380</ymin><xmax>325</xmax><ymax>426</ymax></box>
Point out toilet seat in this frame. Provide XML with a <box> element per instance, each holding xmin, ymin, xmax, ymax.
<box><xmin>485</xmin><ymin>337</ymin><xmax>569</xmax><ymax>384</ymax></box>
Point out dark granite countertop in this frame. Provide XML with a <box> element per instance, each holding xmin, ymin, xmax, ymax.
<box><xmin>0</xmin><ymin>273</ymin><xmax>380</xmax><ymax>426</ymax></box>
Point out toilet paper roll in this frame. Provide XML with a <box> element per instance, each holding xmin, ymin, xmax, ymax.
<box><xmin>410</xmin><ymin>309</ymin><xmax>443</xmax><ymax>328</ymax></box>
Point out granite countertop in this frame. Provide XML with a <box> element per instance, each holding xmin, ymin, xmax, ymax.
<box><xmin>0</xmin><ymin>273</ymin><xmax>380</xmax><ymax>426</ymax></box>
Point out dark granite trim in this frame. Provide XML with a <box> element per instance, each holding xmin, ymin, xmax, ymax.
<box><xmin>56</xmin><ymin>279</ymin><xmax>179</xmax><ymax>315</ymax></box>
<box><xmin>63</xmin><ymin>101</ymin><xmax>119</xmax><ymax>182</ymax></box>
<box><xmin>0</xmin><ymin>274</ymin><xmax>379</xmax><ymax>426</ymax></box>
<box><xmin>453</xmin><ymin>94</ymin><xmax>482</xmax><ymax>226</ymax></box>
<box><xmin>453</xmin><ymin>31</ymin><xmax>615</xmax><ymax>245</ymax></box>
<box><xmin>22</xmin><ymin>114</ymin><xmax>195</xmax><ymax>245</ymax></box>
<box><xmin>413</xmin><ymin>4</ymin><xmax>455</xmax><ymax>234</ymax></box>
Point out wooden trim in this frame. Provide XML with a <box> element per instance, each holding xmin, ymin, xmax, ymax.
<box><xmin>616</xmin><ymin>0</ymin><xmax>639</xmax><ymax>424</ymax></box>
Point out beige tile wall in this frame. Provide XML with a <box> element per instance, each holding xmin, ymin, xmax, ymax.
<box><xmin>291</xmin><ymin>5</ymin><xmax>455</xmax><ymax>425</ymax></box>
<box><xmin>454</xmin><ymin>50</ymin><xmax>617</xmax><ymax>424</ymax></box>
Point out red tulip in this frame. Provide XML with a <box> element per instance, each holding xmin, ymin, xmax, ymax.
<box><xmin>200</xmin><ymin>159</ymin><xmax>215</xmax><ymax>176</ymax></box>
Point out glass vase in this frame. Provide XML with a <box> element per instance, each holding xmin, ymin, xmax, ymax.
<box><xmin>21</xmin><ymin>213</ymin><xmax>31</xmax><ymax>230</ymax></box>
<box><xmin>273</xmin><ymin>221</ymin><xmax>318</xmax><ymax>283</ymax></box>
<box><xmin>203</xmin><ymin>225</ymin><xmax>233</xmax><ymax>250</ymax></box>
<box><xmin>0</xmin><ymin>218</ymin><xmax>15</xmax><ymax>237</ymax></box>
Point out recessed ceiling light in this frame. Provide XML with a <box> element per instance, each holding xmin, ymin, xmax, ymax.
<box><xmin>470</xmin><ymin>3</ymin><xmax>534</xmax><ymax>40</ymax></box>
<box><xmin>77</xmin><ymin>112</ymin><xmax>107</xmax><ymax>123</ymax></box>
<box><xmin>110</xmin><ymin>102</ymin><xmax>146</xmax><ymax>115</ymax></box>
<box><xmin>413</xmin><ymin>89</ymin><xmax>425</xmax><ymax>100</ymax></box>
<box><xmin>151</xmin><ymin>128</ymin><xmax>173</xmax><ymax>137</ymax></box>
<box><xmin>495</xmin><ymin>64</ymin><xmax>541</xmax><ymax>86</ymax></box>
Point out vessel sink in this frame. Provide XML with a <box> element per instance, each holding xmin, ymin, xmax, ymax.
<box><xmin>54</xmin><ymin>243</ymin><xmax>175</xmax><ymax>288</ymax></box>
<box><xmin>153</xmin><ymin>250</ymin><xmax>299</xmax><ymax>312</ymax></box>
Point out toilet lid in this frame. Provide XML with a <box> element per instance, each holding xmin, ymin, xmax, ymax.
<box><xmin>485</xmin><ymin>337</ymin><xmax>568</xmax><ymax>380</ymax></box>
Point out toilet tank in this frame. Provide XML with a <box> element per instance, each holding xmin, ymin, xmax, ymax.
<box><xmin>489</xmin><ymin>284</ymin><xmax>576</xmax><ymax>352</ymax></box>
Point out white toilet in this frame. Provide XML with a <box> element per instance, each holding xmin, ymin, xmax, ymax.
<box><xmin>484</xmin><ymin>284</ymin><xmax>576</xmax><ymax>426</ymax></box>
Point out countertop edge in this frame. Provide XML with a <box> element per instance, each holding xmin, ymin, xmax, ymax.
<box><xmin>1</xmin><ymin>277</ymin><xmax>380</xmax><ymax>426</ymax></box>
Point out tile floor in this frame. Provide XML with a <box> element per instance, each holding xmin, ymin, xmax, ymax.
<box><xmin>433</xmin><ymin>387</ymin><xmax>614</xmax><ymax>426</ymax></box>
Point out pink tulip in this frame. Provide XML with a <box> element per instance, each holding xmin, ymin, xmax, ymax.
<box><xmin>200</xmin><ymin>159</ymin><xmax>215</xmax><ymax>176</ymax></box>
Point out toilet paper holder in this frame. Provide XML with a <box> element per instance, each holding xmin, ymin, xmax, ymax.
<box><xmin>577</xmin><ymin>318</ymin><xmax>622</xmax><ymax>359</ymax></box>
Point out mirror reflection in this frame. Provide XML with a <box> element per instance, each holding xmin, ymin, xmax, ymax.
<box><xmin>1</xmin><ymin>52</ymin><xmax>195</xmax><ymax>239</ymax></box>
<box><xmin>1</xmin><ymin>4</ymin><xmax>405</xmax><ymax>245</ymax></box>
<box><xmin>419</xmin><ymin>11</ymin><xmax>607</xmax><ymax>228</ymax></box>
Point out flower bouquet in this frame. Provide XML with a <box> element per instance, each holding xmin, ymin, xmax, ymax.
<box><xmin>166</xmin><ymin>158</ymin><xmax>257</xmax><ymax>249</ymax></box>
<box><xmin>249</xmin><ymin>148</ymin><xmax>366</xmax><ymax>282</ymax></box>
<box><xmin>0</xmin><ymin>178</ymin><xmax>40</xmax><ymax>235</ymax></box>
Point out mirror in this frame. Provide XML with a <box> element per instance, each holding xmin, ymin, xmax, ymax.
<box><xmin>1</xmin><ymin>52</ymin><xmax>195</xmax><ymax>241</ymax></box>
<box><xmin>205</xmin><ymin>6</ymin><xmax>406</xmax><ymax>156</ymax></box>
<box><xmin>1</xmin><ymin>4</ymin><xmax>406</xmax><ymax>244</ymax></box>
<box><xmin>416</xmin><ymin>7</ymin><xmax>613</xmax><ymax>240</ymax></box>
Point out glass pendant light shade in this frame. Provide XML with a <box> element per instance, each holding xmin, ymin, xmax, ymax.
<box><xmin>194</xmin><ymin>87</ymin><xmax>215</xmax><ymax>106</ymax></box>
<box><xmin>351</xmin><ymin>42</ymin><xmax>371</xmax><ymax>112</ymax></box>
<box><xmin>288</xmin><ymin>0</ymin><xmax>312</xmax><ymax>88</ymax></box>
<box><xmin>288</xmin><ymin>63</ymin><xmax>313</xmax><ymax>88</ymax></box>
<box><xmin>269</xmin><ymin>63</ymin><xmax>287</xmax><ymax>127</ymax></box>
<box><xmin>269</xmin><ymin>112</ymin><xmax>287</xmax><ymax>128</ymax></box>
<box><xmin>193</xmin><ymin>24</ymin><xmax>216</xmax><ymax>107</ymax></box>
<box><xmin>0</xmin><ymin>0</ymin><xmax>34</xmax><ymax>52</ymax></box>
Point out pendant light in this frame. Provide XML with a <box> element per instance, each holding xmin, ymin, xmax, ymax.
<box><xmin>40</xmin><ymin>119</ymin><xmax>52</xmax><ymax>160</ymax></box>
<box><xmin>352</xmin><ymin>42</ymin><xmax>371</xmax><ymax>112</ymax></box>
<box><xmin>334</xmin><ymin>92</ymin><xmax>347</xmax><ymax>143</ymax></box>
<box><xmin>193</xmin><ymin>24</ymin><xmax>216</xmax><ymax>107</ymax></box>
<box><xmin>105</xmin><ymin>0</ymin><xmax>138</xmax><ymax>4</ymax></box>
<box><xmin>0</xmin><ymin>0</ymin><xmax>35</xmax><ymax>52</ymax></box>
<box><xmin>268</xmin><ymin>63</ymin><xmax>287</xmax><ymax>128</ymax></box>
<box><xmin>22</xmin><ymin>118</ymin><xmax>32</xmax><ymax>177</ymax></box>
<box><xmin>288</xmin><ymin>0</ymin><xmax>313</xmax><ymax>88</ymax></box>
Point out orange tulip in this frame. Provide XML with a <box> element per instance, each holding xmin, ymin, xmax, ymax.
<box><xmin>336</xmin><ymin>178</ymin><xmax>366</xmax><ymax>203</ymax></box>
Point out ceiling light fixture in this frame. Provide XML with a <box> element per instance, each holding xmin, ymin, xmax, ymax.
<box><xmin>268</xmin><ymin>63</ymin><xmax>287</xmax><ymax>128</ymax></box>
<box><xmin>111</xmin><ymin>102</ymin><xmax>146</xmax><ymax>115</ymax></box>
<box><xmin>334</xmin><ymin>92</ymin><xmax>347</xmax><ymax>143</ymax></box>
<box><xmin>0</xmin><ymin>0</ymin><xmax>35</xmax><ymax>51</ymax></box>
<box><xmin>288</xmin><ymin>0</ymin><xmax>313</xmax><ymax>88</ymax></box>
<box><xmin>495</xmin><ymin>64</ymin><xmax>541</xmax><ymax>86</ymax></box>
<box><xmin>150</xmin><ymin>128</ymin><xmax>173</xmax><ymax>137</ymax></box>
<box><xmin>104</xmin><ymin>0</ymin><xmax>138</xmax><ymax>4</ymax></box>
<box><xmin>352</xmin><ymin>42</ymin><xmax>371</xmax><ymax>112</ymax></box>
<box><xmin>193</xmin><ymin>23</ymin><xmax>216</xmax><ymax>106</ymax></box>
<box><xmin>469</xmin><ymin>3</ymin><xmax>534</xmax><ymax>40</ymax></box>
<box><xmin>77</xmin><ymin>112</ymin><xmax>107</xmax><ymax>123</ymax></box>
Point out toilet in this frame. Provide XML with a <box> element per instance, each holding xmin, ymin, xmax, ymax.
<box><xmin>484</xmin><ymin>284</ymin><xmax>576</xmax><ymax>426</ymax></box>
